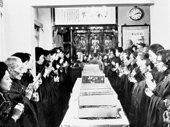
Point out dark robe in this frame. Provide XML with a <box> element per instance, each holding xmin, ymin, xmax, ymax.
<box><xmin>54</xmin><ymin>66</ymin><xmax>71</xmax><ymax>127</ymax></box>
<box><xmin>129</xmin><ymin>81</ymin><xmax>141</xmax><ymax>127</ymax></box>
<box><xmin>103</xmin><ymin>64</ymin><xmax>110</xmax><ymax>78</ymax></box>
<box><xmin>128</xmin><ymin>67</ymin><xmax>147</xmax><ymax>127</ymax></box>
<box><xmin>151</xmin><ymin>67</ymin><xmax>165</xmax><ymax>85</ymax></box>
<box><xmin>40</xmin><ymin>75</ymin><xmax>60</xmax><ymax>127</ymax></box>
<box><xmin>20</xmin><ymin>71</ymin><xmax>37</xmax><ymax>118</ymax></box>
<box><xmin>147</xmin><ymin>69</ymin><xmax>170</xmax><ymax>127</ymax></box>
<box><xmin>36</xmin><ymin>62</ymin><xmax>60</xmax><ymax>127</ymax></box>
<box><xmin>118</xmin><ymin>74</ymin><xmax>126</xmax><ymax>107</ymax></box>
<box><xmin>42</xmin><ymin>59</ymin><xmax>71</xmax><ymax>127</ymax></box>
<box><xmin>0</xmin><ymin>92</ymin><xmax>18</xmax><ymax>127</ymax></box>
<box><xmin>129</xmin><ymin>80</ymin><xmax>150</xmax><ymax>127</ymax></box>
<box><xmin>138</xmin><ymin>81</ymin><xmax>150</xmax><ymax>127</ymax></box>
<box><xmin>70</xmin><ymin>66</ymin><xmax>82</xmax><ymax>85</ymax></box>
<box><xmin>21</xmin><ymin>71</ymin><xmax>34</xmax><ymax>87</ymax></box>
<box><xmin>8</xmin><ymin>79</ymin><xmax>39</xmax><ymax>127</ymax></box>
<box><xmin>107</xmin><ymin>67</ymin><xmax>119</xmax><ymax>93</ymax></box>
<box><xmin>123</xmin><ymin>75</ymin><xmax>134</xmax><ymax>116</ymax></box>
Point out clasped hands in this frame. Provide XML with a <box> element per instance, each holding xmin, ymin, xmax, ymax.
<box><xmin>163</xmin><ymin>110</ymin><xmax>170</xmax><ymax>124</ymax></box>
<box><xmin>25</xmin><ymin>85</ymin><xmax>39</xmax><ymax>101</ymax></box>
<box><xmin>12</xmin><ymin>103</ymin><xmax>24</xmax><ymax>122</ymax></box>
<box><xmin>145</xmin><ymin>72</ymin><xmax>156</xmax><ymax>97</ymax></box>
<box><xmin>145</xmin><ymin>79</ymin><xmax>155</xmax><ymax>98</ymax></box>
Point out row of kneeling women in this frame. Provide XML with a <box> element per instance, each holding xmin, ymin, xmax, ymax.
<box><xmin>0</xmin><ymin>47</ymin><xmax>75</xmax><ymax>127</ymax></box>
<box><xmin>102</xmin><ymin>43</ymin><xmax>170</xmax><ymax>127</ymax></box>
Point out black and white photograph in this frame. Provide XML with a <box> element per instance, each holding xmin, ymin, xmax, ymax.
<box><xmin>0</xmin><ymin>0</ymin><xmax>169</xmax><ymax>127</ymax></box>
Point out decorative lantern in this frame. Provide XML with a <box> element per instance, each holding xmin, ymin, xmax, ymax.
<box><xmin>59</xmin><ymin>27</ymin><xmax>67</xmax><ymax>33</ymax></box>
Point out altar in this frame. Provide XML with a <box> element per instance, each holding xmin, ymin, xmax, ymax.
<box><xmin>60</xmin><ymin>78</ymin><xmax>129</xmax><ymax>127</ymax></box>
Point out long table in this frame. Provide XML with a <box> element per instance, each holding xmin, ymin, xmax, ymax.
<box><xmin>60</xmin><ymin>78</ymin><xmax>129</xmax><ymax>127</ymax></box>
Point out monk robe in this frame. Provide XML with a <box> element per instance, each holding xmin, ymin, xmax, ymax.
<box><xmin>123</xmin><ymin>76</ymin><xmax>134</xmax><ymax>116</ymax></box>
<box><xmin>128</xmin><ymin>69</ymin><xmax>145</xmax><ymax>127</ymax></box>
<box><xmin>147</xmin><ymin>69</ymin><xmax>170</xmax><ymax>127</ymax></box>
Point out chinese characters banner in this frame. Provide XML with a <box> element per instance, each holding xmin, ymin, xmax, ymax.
<box><xmin>55</xmin><ymin>7</ymin><xmax>116</xmax><ymax>25</ymax></box>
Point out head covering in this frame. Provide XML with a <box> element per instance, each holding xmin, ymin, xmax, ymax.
<box><xmin>0</xmin><ymin>62</ymin><xmax>8</xmax><ymax>82</ymax></box>
<box><xmin>35</xmin><ymin>47</ymin><xmax>44</xmax><ymax>61</ymax></box>
<box><xmin>157</xmin><ymin>49</ymin><xmax>170</xmax><ymax>66</ymax></box>
<box><xmin>149</xmin><ymin>43</ymin><xmax>164</xmax><ymax>54</ymax></box>
<box><xmin>12</xmin><ymin>52</ymin><xmax>30</xmax><ymax>62</ymax></box>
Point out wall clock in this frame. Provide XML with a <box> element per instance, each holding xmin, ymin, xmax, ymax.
<box><xmin>129</xmin><ymin>7</ymin><xmax>144</xmax><ymax>21</ymax></box>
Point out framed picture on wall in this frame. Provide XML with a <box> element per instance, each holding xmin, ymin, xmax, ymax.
<box><xmin>121</xmin><ymin>25</ymin><xmax>150</xmax><ymax>49</ymax></box>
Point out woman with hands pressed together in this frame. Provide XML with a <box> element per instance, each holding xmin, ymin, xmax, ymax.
<box><xmin>0</xmin><ymin>61</ymin><xmax>24</xmax><ymax>127</ymax></box>
<box><xmin>145</xmin><ymin>49</ymin><xmax>170</xmax><ymax>127</ymax></box>
<box><xmin>5</xmin><ymin>56</ymin><xmax>39</xmax><ymax>127</ymax></box>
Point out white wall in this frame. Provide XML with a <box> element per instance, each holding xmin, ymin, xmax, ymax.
<box><xmin>0</xmin><ymin>7</ymin><xmax>5</xmax><ymax>61</ymax></box>
<box><xmin>150</xmin><ymin>0</ymin><xmax>170</xmax><ymax>49</ymax></box>
<box><xmin>34</xmin><ymin>8</ymin><xmax>38</xmax><ymax>20</ymax></box>
<box><xmin>37</xmin><ymin>8</ymin><xmax>53</xmax><ymax>50</ymax></box>
<box><xmin>3</xmin><ymin>0</ymin><xmax>34</xmax><ymax>59</ymax></box>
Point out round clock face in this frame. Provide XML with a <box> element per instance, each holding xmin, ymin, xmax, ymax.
<box><xmin>129</xmin><ymin>7</ymin><xmax>144</xmax><ymax>21</ymax></box>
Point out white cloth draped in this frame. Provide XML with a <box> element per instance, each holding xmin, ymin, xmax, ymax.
<box><xmin>60</xmin><ymin>78</ymin><xmax>129</xmax><ymax>127</ymax></box>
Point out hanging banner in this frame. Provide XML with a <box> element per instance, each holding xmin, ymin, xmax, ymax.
<box><xmin>55</xmin><ymin>7</ymin><xmax>116</xmax><ymax>25</ymax></box>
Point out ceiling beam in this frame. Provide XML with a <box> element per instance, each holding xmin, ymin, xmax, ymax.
<box><xmin>31</xmin><ymin>0</ymin><xmax>154</xmax><ymax>8</ymax></box>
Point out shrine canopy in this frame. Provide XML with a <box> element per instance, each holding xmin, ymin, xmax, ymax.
<box><xmin>55</xmin><ymin>7</ymin><xmax>116</xmax><ymax>25</ymax></box>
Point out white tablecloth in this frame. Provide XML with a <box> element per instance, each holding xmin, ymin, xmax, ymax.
<box><xmin>60</xmin><ymin>78</ymin><xmax>129</xmax><ymax>127</ymax></box>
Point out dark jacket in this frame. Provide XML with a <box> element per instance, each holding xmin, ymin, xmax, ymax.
<box><xmin>8</xmin><ymin>79</ymin><xmax>39</xmax><ymax>127</ymax></box>
<box><xmin>147</xmin><ymin>69</ymin><xmax>170</xmax><ymax>127</ymax></box>
<box><xmin>0</xmin><ymin>92</ymin><xmax>17</xmax><ymax>127</ymax></box>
